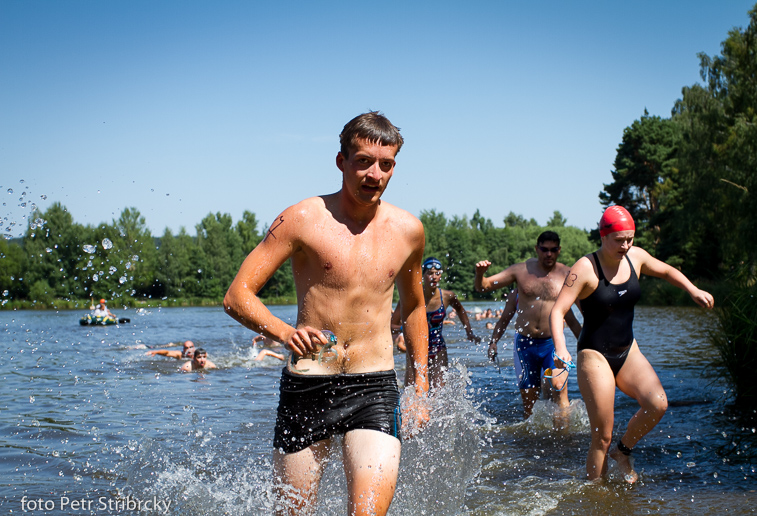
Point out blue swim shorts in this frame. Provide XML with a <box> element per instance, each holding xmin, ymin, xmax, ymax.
<box><xmin>513</xmin><ymin>334</ymin><xmax>555</xmax><ymax>390</ymax></box>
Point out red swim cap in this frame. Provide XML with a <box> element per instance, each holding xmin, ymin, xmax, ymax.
<box><xmin>599</xmin><ymin>206</ymin><xmax>635</xmax><ymax>237</ymax></box>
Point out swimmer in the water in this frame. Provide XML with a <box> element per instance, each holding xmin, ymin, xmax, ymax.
<box><xmin>394</xmin><ymin>257</ymin><xmax>480</xmax><ymax>390</ymax></box>
<box><xmin>180</xmin><ymin>348</ymin><xmax>217</xmax><ymax>372</ymax></box>
<box><xmin>146</xmin><ymin>340</ymin><xmax>195</xmax><ymax>359</ymax></box>
<box><xmin>550</xmin><ymin>206</ymin><xmax>714</xmax><ymax>483</ymax></box>
<box><xmin>476</xmin><ymin>231</ymin><xmax>582</xmax><ymax>422</ymax></box>
<box><xmin>252</xmin><ymin>334</ymin><xmax>286</xmax><ymax>361</ymax></box>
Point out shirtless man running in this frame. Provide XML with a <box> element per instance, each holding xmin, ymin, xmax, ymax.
<box><xmin>475</xmin><ymin>231</ymin><xmax>581</xmax><ymax>421</ymax></box>
<box><xmin>224</xmin><ymin>112</ymin><xmax>429</xmax><ymax>516</ymax></box>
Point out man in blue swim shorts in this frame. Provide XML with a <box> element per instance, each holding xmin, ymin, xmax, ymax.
<box><xmin>475</xmin><ymin>231</ymin><xmax>582</xmax><ymax>423</ymax></box>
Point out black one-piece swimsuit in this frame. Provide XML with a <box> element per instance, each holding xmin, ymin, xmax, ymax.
<box><xmin>577</xmin><ymin>252</ymin><xmax>642</xmax><ymax>376</ymax></box>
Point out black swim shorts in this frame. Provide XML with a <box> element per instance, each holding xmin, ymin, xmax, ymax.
<box><xmin>273</xmin><ymin>368</ymin><xmax>402</xmax><ymax>454</ymax></box>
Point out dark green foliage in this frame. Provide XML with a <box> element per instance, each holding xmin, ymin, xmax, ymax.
<box><xmin>667</xmin><ymin>6</ymin><xmax>757</xmax><ymax>279</ymax></box>
<box><xmin>600</xmin><ymin>111</ymin><xmax>681</xmax><ymax>254</ymax></box>
<box><xmin>600</xmin><ymin>8</ymin><xmax>757</xmax><ymax>279</ymax></box>
<box><xmin>710</xmin><ymin>284</ymin><xmax>757</xmax><ymax>409</ymax></box>
<box><xmin>0</xmin><ymin>238</ymin><xmax>27</xmax><ymax>300</ymax></box>
<box><xmin>419</xmin><ymin>209</ymin><xmax>593</xmax><ymax>300</ymax></box>
<box><xmin>196</xmin><ymin>212</ymin><xmax>246</xmax><ymax>299</ymax></box>
<box><xmin>5</xmin><ymin>204</ymin><xmax>297</xmax><ymax>306</ymax></box>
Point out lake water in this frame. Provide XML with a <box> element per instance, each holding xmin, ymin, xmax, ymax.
<box><xmin>1</xmin><ymin>304</ymin><xmax>755</xmax><ymax>515</ymax></box>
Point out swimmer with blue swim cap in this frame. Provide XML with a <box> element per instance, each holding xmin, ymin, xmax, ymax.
<box><xmin>549</xmin><ymin>205</ymin><xmax>714</xmax><ymax>484</ymax></box>
<box><xmin>393</xmin><ymin>256</ymin><xmax>480</xmax><ymax>389</ymax></box>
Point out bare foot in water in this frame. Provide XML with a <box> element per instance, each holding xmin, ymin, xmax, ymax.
<box><xmin>610</xmin><ymin>446</ymin><xmax>638</xmax><ymax>484</ymax></box>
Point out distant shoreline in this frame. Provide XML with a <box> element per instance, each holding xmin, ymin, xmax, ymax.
<box><xmin>0</xmin><ymin>296</ymin><xmax>297</xmax><ymax>311</ymax></box>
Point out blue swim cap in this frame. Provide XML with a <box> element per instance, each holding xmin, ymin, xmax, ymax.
<box><xmin>423</xmin><ymin>257</ymin><xmax>443</xmax><ymax>270</ymax></box>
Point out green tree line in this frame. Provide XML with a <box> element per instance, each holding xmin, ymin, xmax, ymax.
<box><xmin>0</xmin><ymin>203</ymin><xmax>294</xmax><ymax>307</ymax></box>
<box><xmin>0</xmin><ymin>203</ymin><xmax>593</xmax><ymax>307</ymax></box>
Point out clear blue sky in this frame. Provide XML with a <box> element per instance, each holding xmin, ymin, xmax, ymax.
<box><xmin>2</xmin><ymin>1</ymin><xmax>754</xmax><ymax>239</ymax></box>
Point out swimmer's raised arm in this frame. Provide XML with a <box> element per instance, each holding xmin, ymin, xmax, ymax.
<box><xmin>633</xmin><ymin>247</ymin><xmax>714</xmax><ymax>309</ymax></box>
<box><xmin>146</xmin><ymin>349</ymin><xmax>182</xmax><ymax>359</ymax></box>
<box><xmin>474</xmin><ymin>260</ymin><xmax>518</xmax><ymax>293</ymax></box>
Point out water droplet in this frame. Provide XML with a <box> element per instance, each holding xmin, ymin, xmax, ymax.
<box><xmin>83</xmin><ymin>244</ymin><xmax>96</xmax><ymax>254</ymax></box>
<box><xmin>6</xmin><ymin>189</ymin><xmax>12</xmax><ymax>194</ymax></box>
<box><xmin>109</xmin><ymin>266</ymin><xmax>117</xmax><ymax>274</ymax></box>
<box><xmin>29</xmin><ymin>396</ymin><xmax>35</xmax><ymax>403</ymax></box>
<box><xmin>45</xmin><ymin>247</ymin><xmax>52</xmax><ymax>253</ymax></box>
<box><xmin>102</xmin><ymin>238</ymin><xmax>113</xmax><ymax>250</ymax></box>
<box><xmin>40</xmin><ymin>194</ymin><xmax>47</xmax><ymax>200</ymax></box>
<box><xmin>119</xmin><ymin>276</ymin><xmax>127</xmax><ymax>284</ymax></box>
<box><xmin>92</xmin><ymin>274</ymin><xmax>99</xmax><ymax>282</ymax></box>
<box><xmin>686</xmin><ymin>462</ymin><xmax>696</xmax><ymax>468</ymax></box>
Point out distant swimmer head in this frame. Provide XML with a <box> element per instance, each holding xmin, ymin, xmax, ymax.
<box><xmin>423</xmin><ymin>257</ymin><xmax>443</xmax><ymax>271</ymax></box>
<box><xmin>599</xmin><ymin>206</ymin><xmax>635</xmax><ymax>237</ymax></box>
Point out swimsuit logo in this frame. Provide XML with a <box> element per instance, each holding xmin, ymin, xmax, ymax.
<box><xmin>618</xmin><ymin>290</ymin><xmax>627</xmax><ymax>297</ymax></box>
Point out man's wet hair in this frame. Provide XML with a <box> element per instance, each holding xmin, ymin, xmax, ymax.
<box><xmin>193</xmin><ymin>348</ymin><xmax>207</xmax><ymax>358</ymax></box>
<box><xmin>339</xmin><ymin>111</ymin><xmax>404</xmax><ymax>158</ymax></box>
<box><xmin>537</xmin><ymin>231</ymin><xmax>560</xmax><ymax>246</ymax></box>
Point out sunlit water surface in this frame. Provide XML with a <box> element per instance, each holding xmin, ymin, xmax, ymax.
<box><xmin>1</xmin><ymin>305</ymin><xmax>755</xmax><ymax>514</ymax></box>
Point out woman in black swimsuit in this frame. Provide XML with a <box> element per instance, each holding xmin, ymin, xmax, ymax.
<box><xmin>549</xmin><ymin>206</ymin><xmax>714</xmax><ymax>483</ymax></box>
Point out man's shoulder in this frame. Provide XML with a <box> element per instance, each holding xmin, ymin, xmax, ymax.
<box><xmin>379</xmin><ymin>202</ymin><xmax>424</xmax><ymax>235</ymax></box>
<box><xmin>508</xmin><ymin>261</ymin><xmax>530</xmax><ymax>275</ymax></box>
<box><xmin>285</xmin><ymin>196</ymin><xmax>329</xmax><ymax>219</ymax></box>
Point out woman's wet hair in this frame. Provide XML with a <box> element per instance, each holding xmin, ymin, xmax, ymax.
<box><xmin>339</xmin><ymin>111</ymin><xmax>404</xmax><ymax>157</ymax></box>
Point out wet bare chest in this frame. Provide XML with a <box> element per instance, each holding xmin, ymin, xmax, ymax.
<box><xmin>518</xmin><ymin>274</ymin><xmax>564</xmax><ymax>302</ymax></box>
<box><xmin>297</xmin><ymin>228</ymin><xmax>403</xmax><ymax>291</ymax></box>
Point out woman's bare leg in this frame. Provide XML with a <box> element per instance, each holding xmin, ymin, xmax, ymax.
<box><xmin>613</xmin><ymin>342</ymin><xmax>668</xmax><ymax>483</ymax></box>
<box><xmin>577</xmin><ymin>349</ymin><xmax>617</xmax><ymax>480</ymax></box>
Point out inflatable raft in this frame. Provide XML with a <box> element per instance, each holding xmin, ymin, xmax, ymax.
<box><xmin>79</xmin><ymin>314</ymin><xmax>129</xmax><ymax>326</ymax></box>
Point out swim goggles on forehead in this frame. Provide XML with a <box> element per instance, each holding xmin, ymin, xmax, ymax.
<box><xmin>423</xmin><ymin>259</ymin><xmax>443</xmax><ymax>271</ymax></box>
